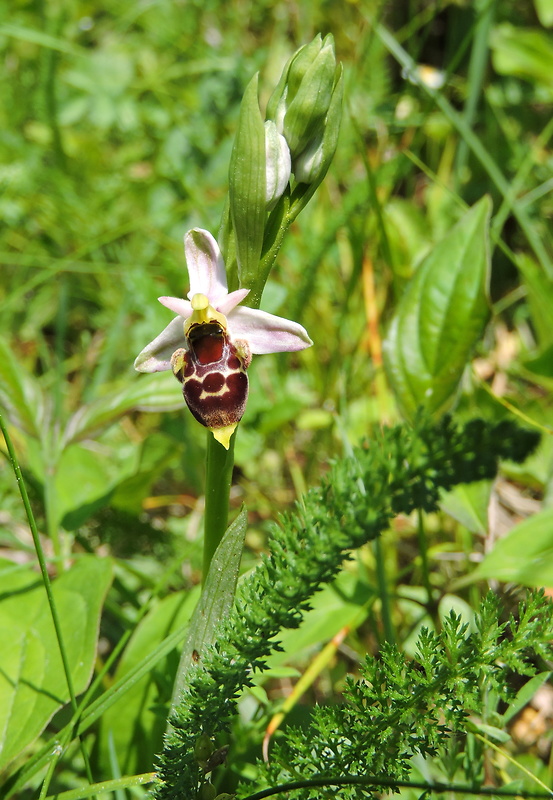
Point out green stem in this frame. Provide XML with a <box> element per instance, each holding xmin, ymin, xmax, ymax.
<box><xmin>0</xmin><ymin>414</ymin><xmax>94</xmax><ymax>792</ymax></box>
<box><xmin>44</xmin><ymin>773</ymin><xmax>155</xmax><ymax>800</ymax></box>
<box><xmin>241</xmin><ymin>775</ymin><xmax>553</xmax><ymax>800</ymax></box>
<box><xmin>454</xmin><ymin>0</ymin><xmax>496</xmax><ymax>186</ymax></box>
<box><xmin>44</xmin><ymin>460</ymin><xmax>63</xmax><ymax>563</ymax></box>
<box><xmin>202</xmin><ymin>430</ymin><xmax>236</xmax><ymax>582</ymax></box>
<box><xmin>373</xmin><ymin>536</ymin><xmax>395</xmax><ymax>645</ymax></box>
<box><xmin>1</xmin><ymin>415</ymin><xmax>76</xmax><ymax>704</ymax></box>
<box><xmin>416</xmin><ymin>509</ymin><xmax>433</xmax><ymax>608</ymax></box>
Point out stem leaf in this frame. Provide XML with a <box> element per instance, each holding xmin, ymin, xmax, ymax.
<box><xmin>229</xmin><ymin>74</ymin><xmax>266</xmax><ymax>290</ymax></box>
<box><xmin>171</xmin><ymin>507</ymin><xmax>248</xmax><ymax>708</ymax></box>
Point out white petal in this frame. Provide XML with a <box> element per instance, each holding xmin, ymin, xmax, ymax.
<box><xmin>264</xmin><ymin>120</ymin><xmax>291</xmax><ymax>208</ymax></box>
<box><xmin>216</xmin><ymin>288</ymin><xmax>250</xmax><ymax>316</ymax></box>
<box><xmin>134</xmin><ymin>316</ymin><xmax>186</xmax><ymax>372</ymax></box>
<box><xmin>185</xmin><ymin>228</ymin><xmax>228</xmax><ymax>303</ymax></box>
<box><xmin>158</xmin><ymin>296</ymin><xmax>192</xmax><ymax>317</ymax></box>
<box><xmin>227</xmin><ymin>306</ymin><xmax>313</xmax><ymax>354</ymax></box>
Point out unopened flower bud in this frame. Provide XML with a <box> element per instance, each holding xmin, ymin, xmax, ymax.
<box><xmin>267</xmin><ymin>35</ymin><xmax>325</xmax><ymax>130</ymax></box>
<box><xmin>292</xmin><ymin>64</ymin><xmax>343</xmax><ymax>185</ymax></box>
<box><xmin>199</xmin><ymin>783</ymin><xmax>217</xmax><ymax>800</ymax></box>
<box><xmin>194</xmin><ymin>733</ymin><xmax>213</xmax><ymax>764</ymax></box>
<box><xmin>267</xmin><ymin>34</ymin><xmax>341</xmax><ymax>163</ymax></box>
<box><xmin>264</xmin><ymin>120</ymin><xmax>291</xmax><ymax>209</ymax></box>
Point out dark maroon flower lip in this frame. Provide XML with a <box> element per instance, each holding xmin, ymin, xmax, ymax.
<box><xmin>171</xmin><ymin>330</ymin><xmax>250</xmax><ymax>450</ymax></box>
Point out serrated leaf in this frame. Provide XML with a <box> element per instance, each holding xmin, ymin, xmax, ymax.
<box><xmin>471</xmin><ymin>507</ymin><xmax>553</xmax><ymax>587</ymax></box>
<box><xmin>62</xmin><ymin>372</ymin><xmax>183</xmax><ymax>447</ymax></box>
<box><xmin>0</xmin><ymin>337</ymin><xmax>44</xmax><ymax>439</ymax></box>
<box><xmin>171</xmin><ymin>508</ymin><xmax>248</xmax><ymax>706</ymax></box>
<box><xmin>229</xmin><ymin>74</ymin><xmax>266</xmax><ymax>290</ymax></box>
<box><xmin>0</xmin><ymin>556</ymin><xmax>112</xmax><ymax>771</ymax></box>
<box><xmin>383</xmin><ymin>197</ymin><xmax>491</xmax><ymax>419</ymax></box>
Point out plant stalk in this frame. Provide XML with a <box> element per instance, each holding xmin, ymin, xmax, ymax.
<box><xmin>373</xmin><ymin>536</ymin><xmax>396</xmax><ymax>645</ymax></box>
<box><xmin>202</xmin><ymin>430</ymin><xmax>236</xmax><ymax>582</ymax></box>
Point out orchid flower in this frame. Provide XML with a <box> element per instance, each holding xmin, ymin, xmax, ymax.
<box><xmin>134</xmin><ymin>228</ymin><xmax>312</xmax><ymax>449</ymax></box>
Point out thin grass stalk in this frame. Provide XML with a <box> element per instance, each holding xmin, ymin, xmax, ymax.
<box><xmin>0</xmin><ymin>414</ymin><xmax>94</xmax><ymax>792</ymax></box>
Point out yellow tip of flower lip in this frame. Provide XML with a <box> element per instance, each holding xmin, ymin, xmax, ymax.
<box><xmin>210</xmin><ymin>423</ymin><xmax>238</xmax><ymax>450</ymax></box>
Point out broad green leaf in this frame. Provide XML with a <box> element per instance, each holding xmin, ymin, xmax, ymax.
<box><xmin>383</xmin><ymin>198</ymin><xmax>432</xmax><ymax>281</ymax></box>
<box><xmin>56</xmin><ymin>443</ymin><xmax>126</xmax><ymax>527</ymax></box>
<box><xmin>0</xmin><ymin>556</ymin><xmax>112</xmax><ymax>771</ymax></box>
<box><xmin>499</xmin><ymin>671</ymin><xmax>552</xmax><ymax>724</ymax></box>
<box><xmin>471</xmin><ymin>508</ymin><xmax>553</xmax><ymax>587</ymax></box>
<box><xmin>490</xmin><ymin>24</ymin><xmax>553</xmax><ymax>90</ymax></box>
<box><xmin>518</xmin><ymin>254</ymin><xmax>553</xmax><ymax>349</ymax></box>
<box><xmin>534</xmin><ymin>0</ymin><xmax>553</xmax><ymax>26</ymax></box>
<box><xmin>0</xmin><ymin>337</ymin><xmax>44</xmax><ymax>439</ymax></box>
<box><xmin>383</xmin><ymin>196</ymin><xmax>491</xmax><ymax>419</ymax></box>
<box><xmin>523</xmin><ymin>343</ymin><xmax>553</xmax><ymax>380</ymax></box>
<box><xmin>171</xmin><ymin>508</ymin><xmax>248</xmax><ymax>706</ymax></box>
<box><xmin>62</xmin><ymin>372</ymin><xmax>183</xmax><ymax>447</ymax></box>
<box><xmin>229</xmin><ymin>74</ymin><xmax>266</xmax><ymax>293</ymax></box>
<box><xmin>97</xmin><ymin>588</ymin><xmax>199</xmax><ymax>774</ymax></box>
<box><xmin>440</xmin><ymin>480</ymin><xmax>492</xmax><ymax>535</ymax></box>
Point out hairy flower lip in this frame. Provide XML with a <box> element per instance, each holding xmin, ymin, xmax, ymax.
<box><xmin>134</xmin><ymin>228</ymin><xmax>312</xmax><ymax>374</ymax></box>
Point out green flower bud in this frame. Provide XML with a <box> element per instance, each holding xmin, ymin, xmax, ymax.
<box><xmin>194</xmin><ymin>733</ymin><xmax>213</xmax><ymax>764</ymax></box>
<box><xmin>199</xmin><ymin>783</ymin><xmax>217</xmax><ymax>800</ymax></box>
<box><xmin>264</xmin><ymin>120</ymin><xmax>291</xmax><ymax>209</ymax></box>
<box><xmin>266</xmin><ymin>34</ymin><xmax>341</xmax><ymax>163</ymax></box>
<box><xmin>266</xmin><ymin>35</ymin><xmax>324</xmax><ymax>129</ymax></box>
<box><xmin>293</xmin><ymin>64</ymin><xmax>343</xmax><ymax>185</ymax></box>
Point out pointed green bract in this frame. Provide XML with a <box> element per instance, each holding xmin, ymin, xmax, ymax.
<box><xmin>229</xmin><ymin>74</ymin><xmax>266</xmax><ymax>290</ymax></box>
<box><xmin>383</xmin><ymin>196</ymin><xmax>492</xmax><ymax>419</ymax></box>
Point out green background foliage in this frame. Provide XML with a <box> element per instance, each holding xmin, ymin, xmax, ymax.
<box><xmin>1</xmin><ymin>0</ymin><xmax>553</xmax><ymax>797</ymax></box>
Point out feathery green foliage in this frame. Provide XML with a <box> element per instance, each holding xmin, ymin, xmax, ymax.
<box><xmin>156</xmin><ymin>415</ymin><xmax>540</xmax><ymax>799</ymax></box>
<box><xmin>249</xmin><ymin>591</ymin><xmax>553</xmax><ymax>800</ymax></box>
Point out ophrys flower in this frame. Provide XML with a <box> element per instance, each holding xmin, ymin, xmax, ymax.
<box><xmin>134</xmin><ymin>228</ymin><xmax>312</xmax><ymax>448</ymax></box>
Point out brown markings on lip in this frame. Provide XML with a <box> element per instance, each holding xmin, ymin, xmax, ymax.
<box><xmin>180</xmin><ymin>331</ymin><xmax>249</xmax><ymax>429</ymax></box>
<box><xmin>203</xmin><ymin>371</ymin><xmax>226</xmax><ymax>393</ymax></box>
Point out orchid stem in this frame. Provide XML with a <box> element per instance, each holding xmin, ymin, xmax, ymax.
<box><xmin>203</xmin><ymin>431</ymin><xmax>236</xmax><ymax>583</ymax></box>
